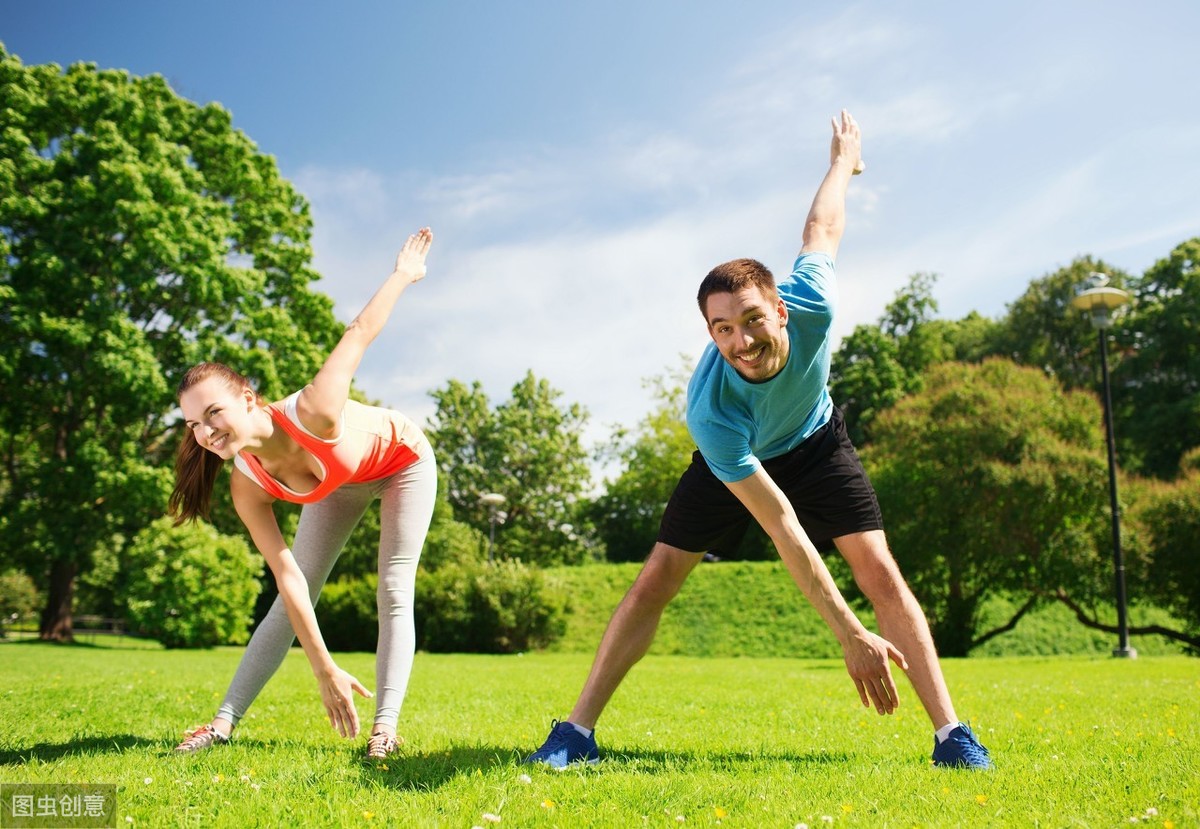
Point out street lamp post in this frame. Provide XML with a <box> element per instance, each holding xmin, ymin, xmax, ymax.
<box><xmin>1070</xmin><ymin>272</ymin><xmax>1136</xmax><ymax>659</ymax></box>
<box><xmin>478</xmin><ymin>492</ymin><xmax>507</xmax><ymax>563</ymax></box>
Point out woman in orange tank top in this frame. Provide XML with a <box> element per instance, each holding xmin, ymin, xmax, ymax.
<box><xmin>169</xmin><ymin>229</ymin><xmax>436</xmax><ymax>761</ymax></box>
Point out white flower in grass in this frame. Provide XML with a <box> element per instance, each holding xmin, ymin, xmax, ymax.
<box><xmin>821</xmin><ymin>817</ymin><xmax>834</xmax><ymax>824</ymax></box>
<box><xmin>125</xmin><ymin>818</ymin><xmax>134</xmax><ymax>824</ymax></box>
<box><xmin>795</xmin><ymin>824</ymin><xmax>809</xmax><ymax>829</ymax></box>
<box><xmin>1146</xmin><ymin>808</ymin><xmax>1159</xmax><ymax>817</ymax></box>
<box><xmin>482</xmin><ymin>814</ymin><xmax>501</xmax><ymax>823</ymax></box>
<box><xmin>675</xmin><ymin>817</ymin><xmax>685</xmax><ymax>823</ymax></box>
<box><xmin>517</xmin><ymin>774</ymin><xmax>531</xmax><ymax>784</ymax></box>
<box><xmin>143</xmin><ymin>777</ymin><xmax>152</xmax><ymax>785</ymax></box>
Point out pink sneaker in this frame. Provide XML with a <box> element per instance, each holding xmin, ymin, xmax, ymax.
<box><xmin>174</xmin><ymin>724</ymin><xmax>230</xmax><ymax>753</ymax></box>
<box><xmin>365</xmin><ymin>732</ymin><xmax>402</xmax><ymax>760</ymax></box>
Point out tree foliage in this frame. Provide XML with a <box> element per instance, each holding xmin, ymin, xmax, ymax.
<box><xmin>831</xmin><ymin>273</ymin><xmax>1004</xmax><ymax>445</ymax></box>
<box><xmin>0</xmin><ymin>47</ymin><xmax>342</xmax><ymax>638</ymax></box>
<box><xmin>996</xmin><ymin>256</ymin><xmax>1133</xmax><ymax>390</ymax></box>
<box><xmin>589</xmin><ymin>364</ymin><xmax>694</xmax><ymax>561</ymax></box>
<box><xmin>1124</xmin><ymin>448</ymin><xmax>1200</xmax><ymax>648</ymax></box>
<box><xmin>1115</xmin><ymin>238</ymin><xmax>1200</xmax><ymax>477</ymax></box>
<box><xmin>426</xmin><ymin>372</ymin><xmax>596</xmax><ymax>565</ymax></box>
<box><xmin>864</xmin><ymin>359</ymin><xmax>1112</xmax><ymax>656</ymax></box>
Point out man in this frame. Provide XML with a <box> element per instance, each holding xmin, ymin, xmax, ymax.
<box><xmin>526</xmin><ymin>110</ymin><xmax>992</xmax><ymax>771</ymax></box>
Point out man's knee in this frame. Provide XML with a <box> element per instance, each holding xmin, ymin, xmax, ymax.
<box><xmin>625</xmin><ymin>542</ymin><xmax>700</xmax><ymax>607</ymax></box>
<box><xmin>836</xmin><ymin>531</ymin><xmax>910</xmax><ymax>603</ymax></box>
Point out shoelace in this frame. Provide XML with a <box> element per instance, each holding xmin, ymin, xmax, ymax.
<box><xmin>176</xmin><ymin>724</ymin><xmax>226</xmax><ymax>751</ymax></box>
<box><xmin>540</xmin><ymin>719</ymin><xmax>572</xmax><ymax>750</ymax></box>
<box><xmin>947</xmin><ymin>734</ymin><xmax>991</xmax><ymax>765</ymax></box>
<box><xmin>367</xmin><ymin>733</ymin><xmax>399</xmax><ymax>759</ymax></box>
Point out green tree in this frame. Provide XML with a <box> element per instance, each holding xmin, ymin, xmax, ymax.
<box><xmin>0</xmin><ymin>47</ymin><xmax>341</xmax><ymax>639</ymax></box>
<box><xmin>590</xmin><ymin>364</ymin><xmax>694</xmax><ymax>561</ymax></box>
<box><xmin>1115</xmin><ymin>238</ymin><xmax>1200</xmax><ymax>477</ymax></box>
<box><xmin>864</xmin><ymin>359</ymin><xmax>1113</xmax><ymax>656</ymax></box>
<box><xmin>997</xmin><ymin>256</ymin><xmax>1133</xmax><ymax>390</ymax></box>
<box><xmin>426</xmin><ymin>372</ymin><xmax>595</xmax><ymax>565</ymax></box>
<box><xmin>831</xmin><ymin>273</ymin><xmax>1003</xmax><ymax>444</ymax></box>
<box><xmin>1122</xmin><ymin>449</ymin><xmax>1200</xmax><ymax>650</ymax></box>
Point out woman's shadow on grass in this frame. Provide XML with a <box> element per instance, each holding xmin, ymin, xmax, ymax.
<box><xmin>362</xmin><ymin>744</ymin><xmax>850</xmax><ymax>790</ymax></box>
<box><xmin>0</xmin><ymin>735</ymin><xmax>159</xmax><ymax>765</ymax></box>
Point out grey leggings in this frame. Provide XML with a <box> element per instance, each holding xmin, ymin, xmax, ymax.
<box><xmin>215</xmin><ymin>448</ymin><xmax>437</xmax><ymax>732</ymax></box>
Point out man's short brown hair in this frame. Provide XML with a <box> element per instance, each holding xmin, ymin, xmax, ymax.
<box><xmin>696</xmin><ymin>258</ymin><xmax>778</xmax><ymax>319</ymax></box>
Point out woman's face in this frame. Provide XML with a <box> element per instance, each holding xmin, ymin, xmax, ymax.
<box><xmin>179</xmin><ymin>377</ymin><xmax>257</xmax><ymax>459</ymax></box>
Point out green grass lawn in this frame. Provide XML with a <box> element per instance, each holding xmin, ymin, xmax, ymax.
<box><xmin>1</xmin><ymin>643</ymin><xmax>1195</xmax><ymax>828</ymax></box>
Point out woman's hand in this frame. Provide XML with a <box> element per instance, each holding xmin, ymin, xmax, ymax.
<box><xmin>316</xmin><ymin>664</ymin><xmax>374</xmax><ymax>738</ymax></box>
<box><xmin>392</xmin><ymin>227</ymin><xmax>434</xmax><ymax>285</ymax></box>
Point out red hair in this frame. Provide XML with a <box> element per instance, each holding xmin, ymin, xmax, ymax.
<box><xmin>168</xmin><ymin>362</ymin><xmax>261</xmax><ymax>525</ymax></box>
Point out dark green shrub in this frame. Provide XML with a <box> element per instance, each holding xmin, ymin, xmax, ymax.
<box><xmin>416</xmin><ymin>559</ymin><xmax>567</xmax><ymax>653</ymax></box>
<box><xmin>317</xmin><ymin>575</ymin><xmax>379</xmax><ymax>652</ymax></box>
<box><xmin>0</xmin><ymin>569</ymin><xmax>40</xmax><ymax>636</ymax></box>
<box><xmin>123</xmin><ymin>517</ymin><xmax>263</xmax><ymax>648</ymax></box>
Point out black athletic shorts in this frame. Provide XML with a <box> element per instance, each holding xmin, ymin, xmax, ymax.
<box><xmin>657</xmin><ymin>406</ymin><xmax>883</xmax><ymax>554</ymax></box>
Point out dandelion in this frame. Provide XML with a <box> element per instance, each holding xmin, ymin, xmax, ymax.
<box><xmin>212</xmin><ymin>774</ymin><xmax>223</xmax><ymax>783</ymax></box>
<box><xmin>362</xmin><ymin>811</ymin><xmax>374</xmax><ymax>820</ymax></box>
<box><xmin>541</xmin><ymin>800</ymin><xmax>555</xmax><ymax>810</ymax></box>
<box><xmin>1163</xmin><ymin>822</ymin><xmax>1174</xmax><ymax>829</ymax></box>
<box><xmin>518</xmin><ymin>774</ymin><xmax>532</xmax><ymax>784</ymax></box>
<box><xmin>482</xmin><ymin>814</ymin><xmax>501</xmax><ymax>824</ymax></box>
<box><xmin>714</xmin><ymin>807</ymin><xmax>728</xmax><ymax>819</ymax></box>
<box><xmin>841</xmin><ymin>804</ymin><xmax>853</xmax><ymax>814</ymax></box>
<box><xmin>941</xmin><ymin>787</ymin><xmax>951</xmax><ymax>795</ymax></box>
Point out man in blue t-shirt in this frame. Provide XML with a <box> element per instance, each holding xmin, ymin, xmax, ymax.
<box><xmin>528</xmin><ymin>111</ymin><xmax>991</xmax><ymax>771</ymax></box>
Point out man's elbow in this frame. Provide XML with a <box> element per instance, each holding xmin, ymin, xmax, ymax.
<box><xmin>803</xmin><ymin>218</ymin><xmax>845</xmax><ymax>251</ymax></box>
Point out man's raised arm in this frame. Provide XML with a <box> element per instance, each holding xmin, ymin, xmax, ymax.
<box><xmin>799</xmin><ymin>109</ymin><xmax>863</xmax><ymax>259</ymax></box>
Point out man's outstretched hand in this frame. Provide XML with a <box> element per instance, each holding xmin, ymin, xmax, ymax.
<box><xmin>842</xmin><ymin>628</ymin><xmax>908</xmax><ymax>714</ymax></box>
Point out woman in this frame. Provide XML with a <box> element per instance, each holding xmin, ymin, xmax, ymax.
<box><xmin>170</xmin><ymin>228</ymin><xmax>436</xmax><ymax>760</ymax></box>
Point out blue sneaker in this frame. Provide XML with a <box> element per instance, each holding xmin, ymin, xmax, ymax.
<box><xmin>932</xmin><ymin>724</ymin><xmax>993</xmax><ymax>770</ymax></box>
<box><xmin>524</xmin><ymin>720</ymin><xmax>600</xmax><ymax>768</ymax></box>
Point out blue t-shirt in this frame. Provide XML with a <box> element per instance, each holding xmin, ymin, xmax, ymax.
<box><xmin>686</xmin><ymin>252</ymin><xmax>837</xmax><ymax>482</ymax></box>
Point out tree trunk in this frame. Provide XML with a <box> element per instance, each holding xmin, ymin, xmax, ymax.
<box><xmin>934</xmin><ymin>580</ymin><xmax>977</xmax><ymax>657</ymax></box>
<box><xmin>39</xmin><ymin>558</ymin><xmax>76</xmax><ymax>642</ymax></box>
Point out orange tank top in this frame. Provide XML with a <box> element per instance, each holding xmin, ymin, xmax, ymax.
<box><xmin>234</xmin><ymin>392</ymin><xmax>424</xmax><ymax>504</ymax></box>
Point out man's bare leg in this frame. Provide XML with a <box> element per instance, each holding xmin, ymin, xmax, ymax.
<box><xmin>566</xmin><ymin>543</ymin><xmax>702</xmax><ymax>729</ymax></box>
<box><xmin>833</xmin><ymin>530</ymin><xmax>957</xmax><ymax>729</ymax></box>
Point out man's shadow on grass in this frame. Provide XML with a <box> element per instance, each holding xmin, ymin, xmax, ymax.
<box><xmin>0</xmin><ymin>735</ymin><xmax>159</xmax><ymax>765</ymax></box>
<box><xmin>362</xmin><ymin>745</ymin><xmax>850</xmax><ymax>790</ymax></box>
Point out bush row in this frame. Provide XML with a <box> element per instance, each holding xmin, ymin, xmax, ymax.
<box><xmin>317</xmin><ymin>558</ymin><xmax>567</xmax><ymax>654</ymax></box>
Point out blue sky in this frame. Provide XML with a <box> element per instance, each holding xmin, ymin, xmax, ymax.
<box><xmin>5</xmin><ymin>1</ymin><xmax>1199</xmax><ymax>470</ymax></box>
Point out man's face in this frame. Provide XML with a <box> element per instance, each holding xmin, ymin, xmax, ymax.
<box><xmin>704</xmin><ymin>286</ymin><xmax>790</xmax><ymax>382</ymax></box>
